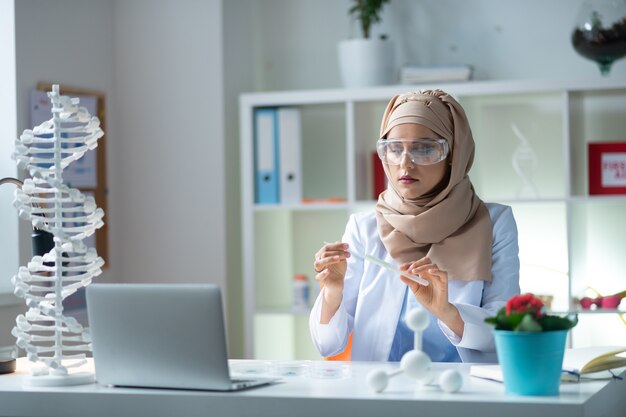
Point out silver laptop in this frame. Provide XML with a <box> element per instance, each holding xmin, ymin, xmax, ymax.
<box><xmin>86</xmin><ymin>283</ymin><xmax>275</xmax><ymax>391</ymax></box>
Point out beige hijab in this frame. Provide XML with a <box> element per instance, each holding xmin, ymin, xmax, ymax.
<box><xmin>375</xmin><ymin>89</ymin><xmax>493</xmax><ymax>281</ymax></box>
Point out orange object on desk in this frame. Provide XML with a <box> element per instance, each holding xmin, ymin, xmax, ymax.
<box><xmin>325</xmin><ymin>332</ymin><xmax>352</xmax><ymax>361</ymax></box>
<box><xmin>319</xmin><ymin>280</ymin><xmax>353</xmax><ymax>361</ymax></box>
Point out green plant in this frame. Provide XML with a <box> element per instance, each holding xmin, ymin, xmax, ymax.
<box><xmin>485</xmin><ymin>293</ymin><xmax>578</xmax><ymax>332</ymax></box>
<box><xmin>349</xmin><ymin>0</ymin><xmax>391</xmax><ymax>39</ymax></box>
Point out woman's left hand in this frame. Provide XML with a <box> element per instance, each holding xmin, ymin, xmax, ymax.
<box><xmin>399</xmin><ymin>257</ymin><xmax>452</xmax><ymax>318</ymax></box>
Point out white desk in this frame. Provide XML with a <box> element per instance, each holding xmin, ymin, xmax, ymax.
<box><xmin>0</xmin><ymin>359</ymin><xmax>624</xmax><ymax>417</ymax></box>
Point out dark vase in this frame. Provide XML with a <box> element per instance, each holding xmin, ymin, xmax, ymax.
<box><xmin>571</xmin><ymin>0</ymin><xmax>626</xmax><ymax>75</ymax></box>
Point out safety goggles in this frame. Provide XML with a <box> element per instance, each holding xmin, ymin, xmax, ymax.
<box><xmin>376</xmin><ymin>138</ymin><xmax>449</xmax><ymax>166</ymax></box>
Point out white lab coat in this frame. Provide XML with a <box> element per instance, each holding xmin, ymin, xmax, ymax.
<box><xmin>309</xmin><ymin>203</ymin><xmax>520</xmax><ymax>363</ymax></box>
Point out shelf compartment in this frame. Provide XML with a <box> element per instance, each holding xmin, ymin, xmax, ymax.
<box><xmin>570</xmin><ymin>314</ymin><xmax>626</xmax><ymax>348</ymax></box>
<box><xmin>460</xmin><ymin>93</ymin><xmax>565</xmax><ymax>201</ymax></box>
<box><xmin>254</xmin><ymin>209</ymin><xmax>348</xmax><ymax>310</ymax></box>
<box><xmin>510</xmin><ymin>202</ymin><xmax>569</xmax><ymax>312</ymax></box>
<box><xmin>300</xmin><ymin>103</ymin><xmax>347</xmax><ymax>201</ymax></box>
<box><xmin>254</xmin><ymin>314</ymin><xmax>321</xmax><ymax>360</ymax></box>
<box><xmin>570</xmin><ymin>200</ymin><xmax>626</xmax><ymax>302</ymax></box>
<box><xmin>353</xmin><ymin>100</ymin><xmax>389</xmax><ymax>201</ymax></box>
<box><xmin>569</xmin><ymin>89</ymin><xmax>626</xmax><ymax>197</ymax></box>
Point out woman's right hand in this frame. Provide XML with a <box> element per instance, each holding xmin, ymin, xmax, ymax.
<box><xmin>313</xmin><ymin>241</ymin><xmax>350</xmax><ymax>306</ymax></box>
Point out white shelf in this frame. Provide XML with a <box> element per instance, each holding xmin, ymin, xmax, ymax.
<box><xmin>551</xmin><ymin>309</ymin><xmax>625</xmax><ymax>315</ymax></box>
<box><xmin>251</xmin><ymin>194</ymin><xmax>626</xmax><ymax>212</ymax></box>
<box><xmin>570</xmin><ymin>195</ymin><xmax>626</xmax><ymax>203</ymax></box>
<box><xmin>240</xmin><ymin>77</ymin><xmax>626</xmax><ymax>359</ymax></box>
<box><xmin>256</xmin><ymin>307</ymin><xmax>312</xmax><ymax>316</ymax></box>
<box><xmin>240</xmin><ymin>77</ymin><xmax>626</xmax><ymax>107</ymax></box>
<box><xmin>254</xmin><ymin>202</ymin><xmax>351</xmax><ymax>212</ymax></box>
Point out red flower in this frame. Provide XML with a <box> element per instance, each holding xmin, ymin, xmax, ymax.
<box><xmin>486</xmin><ymin>292</ymin><xmax>577</xmax><ymax>332</ymax></box>
<box><xmin>505</xmin><ymin>293</ymin><xmax>544</xmax><ymax>319</ymax></box>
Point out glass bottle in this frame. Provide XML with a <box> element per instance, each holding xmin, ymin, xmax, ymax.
<box><xmin>571</xmin><ymin>0</ymin><xmax>626</xmax><ymax>75</ymax></box>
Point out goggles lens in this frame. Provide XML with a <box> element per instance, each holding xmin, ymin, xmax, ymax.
<box><xmin>376</xmin><ymin>139</ymin><xmax>449</xmax><ymax>166</ymax></box>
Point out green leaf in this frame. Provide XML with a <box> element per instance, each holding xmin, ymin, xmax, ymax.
<box><xmin>498</xmin><ymin>311</ymin><xmax>526</xmax><ymax>330</ymax></box>
<box><xmin>484</xmin><ymin>317</ymin><xmax>498</xmax><ymax>325</ymax></box>
<box><xmin>485</xmin><ymin>308</ymin><xmax>518</xmax><ymax>330</ymax></box>
<box><xmin>539</xmin><ymin>314</ymin><xmax>578</xmax><ymax>331</ymax></box>
<box><xmin>348</xmin><ymin>0</ymin><xmax>391</xmax><ymax>38</ymax></box>
<box><xmin>514</xmin><ymin>314</ymin><xmax>542</xmax><ymax>332</ymax></box>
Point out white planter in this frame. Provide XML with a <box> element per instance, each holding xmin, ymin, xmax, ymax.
<box><xmin>338</xmin><ymin>38</ymin><xmax>395</xmax><ymax>88</ymax></box>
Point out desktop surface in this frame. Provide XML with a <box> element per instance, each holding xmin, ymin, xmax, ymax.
<box><xmin>0</xmin><ymin>358</ymin><xmax>623</xmax><ymax>417</ymax></box>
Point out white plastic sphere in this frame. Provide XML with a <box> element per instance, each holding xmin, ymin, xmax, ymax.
<box><xmin>400</xmin><ymin>350</ymin><xmax>431</xmax><ymax>380</ymax></box>
<box><xmin>417</xmin><ymin>368</ymin><xmax>438</xmax><ymax>385</ymax></box>
<box><xmin>366</xmin><ymin>369</ymin><xmax>389</xmax><ymax>393</ymax></box>
<box><xmin>438</xmin><ymin>369</ymin><xmax>463</xmax><ymax>393</ymax></box>
<box><xmin>405</xmin><ymin>308</ymin><xmax>430</xmax><ymax>332</ymax></box>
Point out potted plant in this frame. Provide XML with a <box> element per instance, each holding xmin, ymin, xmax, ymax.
<box><xmin>485</xmin><ymin>293</ymin><xmax>578</xmax><ymax>396</ymax></box>
<box><xmin>338</xmin><ymin>0</ymin><xmax>394</xmax><ymax>88</ymax></box>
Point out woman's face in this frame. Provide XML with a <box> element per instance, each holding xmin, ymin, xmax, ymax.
<box><xmin>385</xmin><ymin>123</ymin><xmax>450</xmax><ymax>200</ymax></box>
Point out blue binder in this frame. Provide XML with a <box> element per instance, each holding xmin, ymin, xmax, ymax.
<box><xmin>254</xmin><ymin>108</ymin><xmax>280</xmax><ymax>204</ymax></box>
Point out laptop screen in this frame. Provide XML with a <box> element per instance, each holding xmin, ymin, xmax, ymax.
<box><xmin>86</xmin><ymin>283</ymin><xmax>233</xmax><ymax>390</ymax></box>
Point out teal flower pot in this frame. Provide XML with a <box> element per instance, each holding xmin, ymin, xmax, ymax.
<box><xmin>494</xmin><ymin>329</ymin><xmax>567</xmax><ymax>396</ymax></box>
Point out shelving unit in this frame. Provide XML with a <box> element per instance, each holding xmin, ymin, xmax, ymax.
<box><xmin>240</xmin><ymin>77</ymin><xmax>626</xmax><ymax>360</ymax></box>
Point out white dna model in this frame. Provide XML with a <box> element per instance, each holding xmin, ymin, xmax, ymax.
<box><xmin>511</xmin><ymin>123</ymin><xmax>539</xmax><ymax>198</ymax></box>
<box><xmin>11</xmin><ymin>84</ymin><xmax>105</xmax><ymax>386</ymax></box>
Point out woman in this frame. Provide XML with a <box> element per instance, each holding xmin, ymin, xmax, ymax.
<box><xmin>309</xmin><ymin>89</ymin><xmax>520</xmax><ymax>363</ymax></box>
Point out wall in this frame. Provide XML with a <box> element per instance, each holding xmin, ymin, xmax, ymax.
<box><xmin>111</xmin><ymin>0</ymin><xmax>226</xmax><ymax>292</ymax></box>
<box><xmin>223</xmin><ymin>1</ymin><xmax>256</xmax><ymax>359</ymax></box>
<box><xmin>0</xmin><ymin>0</ymin><xmax>25</xmax><ymax>348</ymax></box>
<box><xmin>0</xmin><ymin>0</ymin><xmax>17</xmax><ymax>294</ymax></box>
<box><xmin>9</xmin><ymin>0</ymin><xmax>115</xmax><ymax>347</ymax></box>
<box><xmin>1</xmin><ymin>0</ymin><xmax>116</xmax><ymax>347</ymax></box>
<box><xmin>5</xmin><ymin>0</ymin><xmax>228</xmax><ymax>351</ymax></box>
<box><xmin>14</xmin><ymin>0</ymin><xmax>116</xmax><ymax>275</ymax></box>
<box><xmin>248</xmin><ymin>0</ymin><xmax>625</xmax><ymax>91</ymax></box>
<box><xmin>391</xmin><ymin>0</ymin><xmax>626</xmax><ymax>80</ymax></box>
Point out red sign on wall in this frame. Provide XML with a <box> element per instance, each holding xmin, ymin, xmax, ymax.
<box><xmin>588</xmin><ymin>142</ymin><xmax>626</xmax><ymax>195</ymax></box>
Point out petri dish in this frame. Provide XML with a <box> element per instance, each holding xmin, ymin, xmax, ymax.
<box><xmin>230</xmin><ymin>361</ymin><xmax>272</xmax><ymax>376</ymax></box>
<box><xmin>272</xmin><ymin>361</ymin><xmax>311</xmax><ymax>377</ymax></box>
<box><xmin>309</xmin><ymin>361</ymin><xmax>351</xmax><ymax>379</ymax></box>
